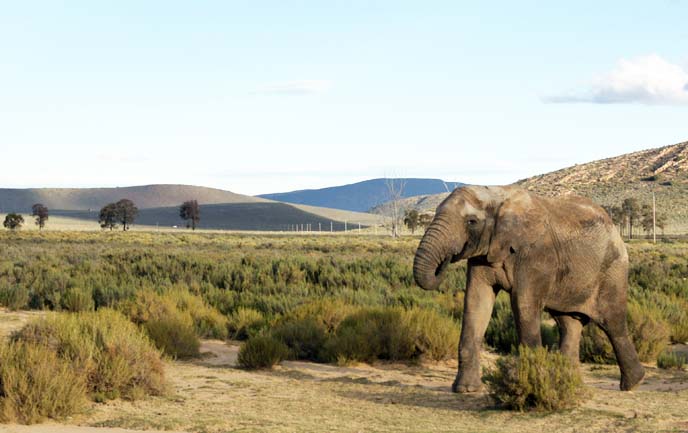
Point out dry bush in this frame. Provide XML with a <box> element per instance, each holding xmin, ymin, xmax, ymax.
<box><xmin>483</xmin><ymin>345</ymin><xmax>585</xmax><ymax>411</ymax></box>
<box><xmin>61</xmin><ymin>287</ymin><xmax>95</xmax><ymax>312</ymax></box>
<box><xmin>323</xmin><ymin>306</ymin><xmax>460</xmax><ymax>363</ymax></box>
<box><xmin>227</xmin><ymin>307</ymin><xmax>266</xmax><ymax>340</ymax></box>
<box><xmin>404</xmin><ymin>307</ymin><xmax>460</xmax><ymax>361</ymax></box>
<box><xmin>14</xmin><ymin>309</ymin><xmax>166</xmax><ymax>401</ymax></box>
<box><xmin>0</xmin><ymin>341</ymin><xmax>86</xmax><ymax>424</ymax></box>
<box><xmin>237</xmin><ymin>335</ymin><xmax>288</xmax><ymax>369</ymax></box>
<box><xmin>288</xmin><ymin>299</ymin><xmax>357</xmax><ymax>333</ymax></box>
<box><xmin>165</xmin><ymin>287</ymin><xmax>228</xmax><ymax>339</ymax></box>
<box><xmin>119</xmin><ymin>290</ymin><xmax>202</xmax><ymax>358</ymax></box>
<box><xmin>144</xmin><ymin>308</ymin><xmax>200</xmax><ymax>359</ymax></box>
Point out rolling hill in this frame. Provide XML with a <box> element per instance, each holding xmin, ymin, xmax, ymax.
<box><xmin>258</xmin><ymin>178</ymin><xmax>465</xmax><ymax>212</ymax></box>
<box><xmin>391</xmin><ymin>141</ymin><xmax>688</xmax><ymax>233</ymax></box>
<box><xmin>0</xmin><ymin>184</ymin><xmax>267</xmax><ymax>212</ymax></box>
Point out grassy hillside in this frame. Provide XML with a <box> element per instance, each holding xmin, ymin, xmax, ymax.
<box><xmin>0</xmin><ymin>184</ymin><xmax>266</xmax><ymax>212</ymax></box>
<box><xmin>46</xmin><ymin>203</ymin><xmax>363</xmax><ymax>231</ymax></box>
<box><xmin>394</xmin><ymin>141</ymin><xmax>688</xmax><ymax>233</ymax></box>
<box><xmin>517</xmin><ymin>141</ymin><xmax>688</xmax><ymax>231</ymax></box>
<box><xmin>259</xmin><ymin>178</ymin><xmax>464</xmax><ymax>212</ymax></box>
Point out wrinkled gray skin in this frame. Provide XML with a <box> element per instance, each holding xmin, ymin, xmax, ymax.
<box><xmin>413</xmin><ymin>185</ymin><xmax>645</xmax><ymax>392</ymax></box>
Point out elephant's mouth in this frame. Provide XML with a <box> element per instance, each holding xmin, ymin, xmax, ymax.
<box><xmin>435</xmin><ymin>243</ymin><xmax>467</xmax><ymax>276</ymax></box>
<box><xmin>435</xmin><ymin>256</ymin><xmax>452</xmax><ymax>277</ymax></box>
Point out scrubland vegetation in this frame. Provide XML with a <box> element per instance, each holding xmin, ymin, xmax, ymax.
<box><xmin>0</xmin><ymin>231</ymin><xmax>686</xmax><ymax>424</ymax></box>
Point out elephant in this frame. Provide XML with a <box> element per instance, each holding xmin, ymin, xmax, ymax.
<box><xmin>413</xmin><ymin>185</ymin><xmax>645</xmax><ymax>392</ymax></box>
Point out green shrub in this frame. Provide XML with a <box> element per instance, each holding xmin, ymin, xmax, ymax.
<box><xmin>288</xmin><ymin>299</ymin><xmax>356</xmax><ymax>333</ymax></box>
<box><xmin>483</xmin><ymin>345</ymin><xmax>585</xmax><ymax>411</ymax></box>
<box><xmin>144</xmin><ymin>308</ymin><xmax>200</xmax><ymax>359</ymax></box>
<box><xmin>166</xmin><ymin>287</ymin><xmax>228</xmax><ymax>339</ymax></box>
<box><xmin>627</xmin><ymin>302</ymin><xmax>670</xmax><ymax>362</ymax></box>
<box><xmin>237</xmin><ymin>335</ymin><xmax>288</xmax><ymax>369</ymax></box>
<box><xmin>325</xmin><ymin>307</ymin><xmax>415</xmax><ymax>363</ymax></box>
<box><xmin>227</xmin><ymin>308</ymin><xmax>266</xmax><ymax>340</ymax></box>
<box><xmin>14</xmin><ymin>309</ymin><xmax>166</xmax><ymax>401</ymax></box>
<box><xmin>404</xmin><ymin>307</ymin><xmax>460</xmax><ymax>361</ymax></box>
<box><xmin>657</xmin><ymin>350</ymin><xmax>686</xmax><ymax>370</ymax></box>
<box><xmin>0</xmin><ymin>285</ymin><xmax>29</xmax><ymax>310</ymax></box>
<box><xmin>271</xmin><ymin>318</ymin><xmax>328</xmax><ymax>361</ymax></box>
<box><xmin>0</xmin><ymin>341</ymin><xmax>87</xmax><ymax>424</ymax></box>
<box><xmin>61</xmin><ymin>287</ymin><xmax>95</xmax><ymax>312</ymax></box>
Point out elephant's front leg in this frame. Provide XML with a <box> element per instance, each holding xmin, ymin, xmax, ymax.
<box><xmin>453</xmin><ymin>265</ymin><xmax>497</xmax><ymax>393</ymax></box>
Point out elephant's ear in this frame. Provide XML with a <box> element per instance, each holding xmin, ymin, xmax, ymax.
<box><xmin>486</xmin><ymin>193</ymin><xmax>542</xmax><ymax>264</ymax></box>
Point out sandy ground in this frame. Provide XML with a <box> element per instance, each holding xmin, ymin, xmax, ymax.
<box><xmin>1</xmin><ymin>310</ymin><xmax>687</xmax><ymax>433</ymax></box>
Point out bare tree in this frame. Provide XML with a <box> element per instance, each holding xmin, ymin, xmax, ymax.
<box><xmin>31</xmin><ymin>203</ymin><xmax>49</xmax><ymax>230</ymax></box>
<box><xmin>180</xmin><ymin>200</ymin><xmax>201</xmax><ymax>230</ymax></box>
<box><xmin>384</xmin><ymin>178</ymin><xmax>406</xmax><ymax>238</ymax></box>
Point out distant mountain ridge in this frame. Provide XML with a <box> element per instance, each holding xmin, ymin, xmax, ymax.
<box><xmin>0</xmin><ymin>184</ymin><xmax>267</xmax><ymax>212</ymax></box>
<box><xmin>258</xmin><ymin>178</ymin><xmax>465</xmax><ymax>212</ymax></box>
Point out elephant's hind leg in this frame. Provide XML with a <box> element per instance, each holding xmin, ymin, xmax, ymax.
<box><xmin>597</xmin><ymin>315</ymin><xmax>645</xmax><ymax>391</ymax></box>
<box><xmin>553</xmin><ymin>314</ymin><xmax>583</xmax><ymax>364</ymax></box>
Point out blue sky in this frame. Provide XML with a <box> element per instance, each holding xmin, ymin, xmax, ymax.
<box><xmin>1</xmin><ymin>1</ymin><xmax>687</xmax><ymax>195</ymax></box>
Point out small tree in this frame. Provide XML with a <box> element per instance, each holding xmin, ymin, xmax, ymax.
<box><xmin>115</xmin><ymin>199</ymin><xmax>138</xmax><ymax>231</ymax></box>
<box><xmin>622</xmin><ymin>198</ymin><xmax>641</xmax><ymax>239</ymax></box>
<box><xmin>31</xmin><ymin>204</ymin><xmax>49</xmax><ymax>230</ymax></box>
<box><xmin>179</xmin><ymin>200</ymin><xmax>201</xmax><ymax>230</ymax></box>
<box><xmin>418</xmin><ymin>213</ymin><xmax>433</xmax><ymax>232</ymax></box>
<box><xmin>99</xmin><ymin>203</ymin><xmax>118</xmax><ymax>231</ymax></box>
<box><xmin>3</xmin><ymin>213</ymin><xmax>24</xmax><ymax>230</ymax></box>
<box><xmin>403</xmin><ymin>209</ymin><xmax>419</xmax><ymax>234</ymax></box>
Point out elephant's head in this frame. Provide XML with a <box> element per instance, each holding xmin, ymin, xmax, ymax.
<box><xmin>413</xmin><ymin>185</ymin><xmax>528</xmax><ymax>291</ymax></box>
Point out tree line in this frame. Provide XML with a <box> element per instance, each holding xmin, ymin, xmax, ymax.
<box><xmin>602</xmin><ymin>197</ymin><xmax>667</xmax><ymax>239</ymax></box>
<box><xmin>3</xmin><ymin>200</ymin><xmax>202</xmax><ymax>231</ymax></box>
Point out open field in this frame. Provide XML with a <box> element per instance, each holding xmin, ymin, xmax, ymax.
<box><xmin>0</xmin><ymin>232</ymin><xmax>686</xmax><ymax>432</ymax></box>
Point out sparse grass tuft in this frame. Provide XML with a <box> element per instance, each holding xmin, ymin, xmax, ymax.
<box><xmin>483</xmin><ymin>345</ymin><xmax>585</xmax><ymax>412</ymax></box>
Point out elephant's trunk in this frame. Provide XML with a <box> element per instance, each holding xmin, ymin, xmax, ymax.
<box><xmin>413</xmin><ymin>220</ymin><xmax>459</xmax><ymax>291</ymax></box>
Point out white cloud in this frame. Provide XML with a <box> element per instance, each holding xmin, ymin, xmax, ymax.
<box><xmin>253</xmin><ymin>80</ymin><xmax>331</xmax><ymax>95</ymax></box>
<box><xmin>545</xmin><ymin>55</ymin><xmax>688</xmax><ymax>105</ymax></box>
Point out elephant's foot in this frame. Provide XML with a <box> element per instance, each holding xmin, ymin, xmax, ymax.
<box><xmin>620</xmin><ymin>364</ymin><xmax>645</xmax><ymax>391</ymax></box>
<box><xmin>451</xmin><ymin>373</ymin><xmax>483</xmax><ymax>393</ymax></box>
